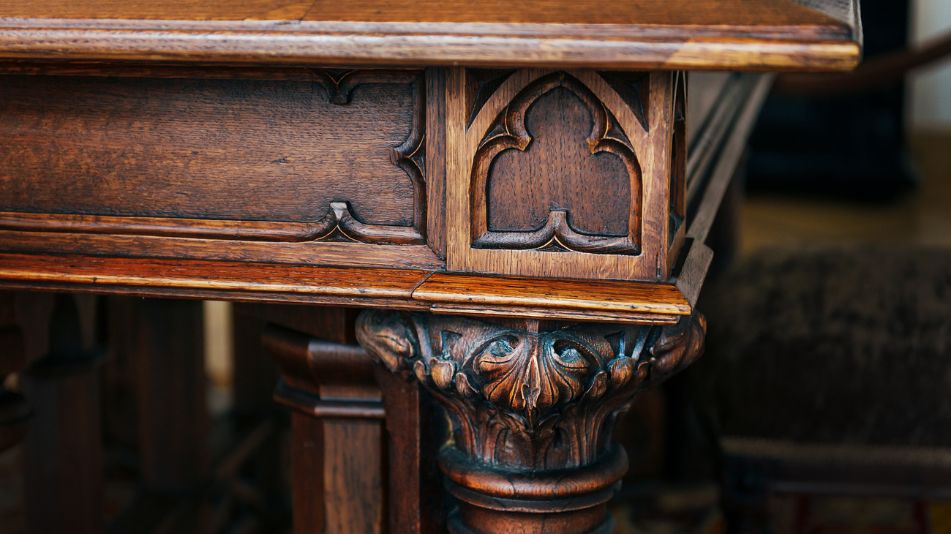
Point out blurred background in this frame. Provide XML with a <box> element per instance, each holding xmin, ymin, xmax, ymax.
<box><xmin>1</xmin><ymin>1</ymin><xmax>949</xmax><ymax>533</ymax></box>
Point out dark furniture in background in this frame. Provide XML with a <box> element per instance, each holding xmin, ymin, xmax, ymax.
<box><xmin>701</xmin><ymin>247</ymin><xmax>951</xmax><ymax>531</ymax></box>
<box><xmin>747</xmin><ymin>1</ymin><xmax>913</xmax><ymax>199</ymax></box>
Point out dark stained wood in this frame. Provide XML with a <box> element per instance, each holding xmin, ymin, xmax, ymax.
<box><xmin>0</xmin><ymin>0</ymin><xmax>861</xmax><ymax>70</ymax></box>
<box><xmin>0</xmin><ymin>253</ymin><xmax>698</xmax><ymax>324</ymax></box>
<box><xmin>414</xmin><ymin>272</ymin><xmax>690</xmax><ymax>321</ymax></box>
<box><xmin>447</xmin><ymin>69</ymin><xmax>675</xmax><ymax>281</ymax></box>
<box><xmin>131</xmin><ymin>299</ymin><xmax>209</xmax><ymax>492</ymax></box>
<box><xmin>483</xmin><ymin>77</ymin><xmax>634</xmax><ymax>239</ymax></box>
<box><xmin>0</xmin><ymin>69</ymin><xmax>438</xmax><ymax>266</ymax></box>
<box><xmin>0</xmin><ymin>3</ymin><xmax>827</xmax><ymax>527</ymax></box>
<box><xmin>0</xmin><ymin>71</ymin><xmax>418</xmax><ymax>224</ymax></box>
<box><xmin>375</xmin><ymin>367</ymin><xmax>445</xmax><ymax>534</ymax></box>
<box><xmin>674</xmin><ymin>74</ymin><xmax>773</xmax><ymax>305</ymax></box>
<box><xmin>231</xmin><ymin>304</ymin><xmax>278</xmax><ymax>416</ymax></box>
<box><xmin>21</xmin><ymin>294</ymin><xmax>104</xmax><ymax>534</ymax></box>
<box><xmin>425</xmin><ymin>67</ymin><xmax>449</xmax><ymax>259</ymax></box>
<box><xmin>357</xmin><ymin>310</ymin><xmax>707</xmax><ymax>534</ymax></box>
<box><xmin>265</xmin><ymin>309</ymin><xmax>385</xmax><ymax>534</ymax></box>
<box><xmin>0</xmin><ymin>252</ymin><xmax>430</xmax><ymax>305</ymax></box>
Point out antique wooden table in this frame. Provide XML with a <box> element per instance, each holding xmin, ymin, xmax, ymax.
<box><xmin>0</xmin><ymin>1</ymin><xmax>861</xmax><ymax>533</ymax></box>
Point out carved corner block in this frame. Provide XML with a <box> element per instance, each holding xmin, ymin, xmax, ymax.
<box><xmin>356</xmin><ymin>310</ymin><xmax>705</xmax><ymax>533</ymax></box>
<box><xmin>265</xmin><ymin>324</ymin><xmax>383</xmax><ymax>419</ymax></box>
<box><xmin>446</xmin><ymin>68</ymin><xmax>686</xmax><ymax>281</ymax></box>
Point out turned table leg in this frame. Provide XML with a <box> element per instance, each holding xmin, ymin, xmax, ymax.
<box><xmin>357</xmin><ymin>311</ymin><xmax>705</xmax><ymax>534</ymax></box>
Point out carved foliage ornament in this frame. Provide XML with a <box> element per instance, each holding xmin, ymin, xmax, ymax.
<box><xmin>470</xmin><ymin>72</ymin><xmax>643</xmax><ymax>255</ymax></box>
<box><xmin>356</xmin><ymin>311</ymin><xmax>705</xmax><ymax>469</ymax></box>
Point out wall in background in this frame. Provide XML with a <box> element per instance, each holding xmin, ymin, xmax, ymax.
<box><xmin>909</xmin><ymin>0</ymin><xmax>951</xmax><ymax>130</ymax></box>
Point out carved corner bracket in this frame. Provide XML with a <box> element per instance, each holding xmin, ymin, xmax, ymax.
<box><xmin>312</xmin><ymin>69</ymin><xmax>428</xmax><ymax>246</ymax></box>
<box><xmin>356</xmin><ymin>310</ymin><xmax>705</xmax><ymax>532</ymax></box>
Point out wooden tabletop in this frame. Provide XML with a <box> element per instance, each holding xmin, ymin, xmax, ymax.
<box><xmin>0</xmin><ymin>0</ymin><xmax>862</xmax><ymax>69</ymax></box>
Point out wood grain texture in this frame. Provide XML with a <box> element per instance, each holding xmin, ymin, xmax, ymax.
<box><xmin>0</xmin><ymin>69</ymin><xmax>439</xmax><ymax>267</ymax></box>
<box><xmin>357</xmin><ymin>310</ymin><xmax>706</xmax><ymax>534</ymax></box>
<box><xmin>447</xmin><ymin>68</ymin><xmax>673</xmax><ymax>281</ymax></box>
<box><xmin>474</xmin><ymin>72</ymin><xmax>640</xmax><ymax>254</ymax></box>
<box><xmin>0</xmin><ymin>253</ymin><xmax>694</xmax><ymax>324</ymax></box>
<box><xmin>414</xmin><ymin>273</ymin><xmax>690</xmax><ymax>318</ymax></box>
<box><xmin>375</xmin><ymin>368</ymin><xmax>444</xmax><ymax>534</ymax></box>
<box><xmin>265</xmin><ymin>318</ymin><xmax>385</xmax><ymax>534</ymax></box>
<box><xmin>0</xmin><ymin>0</ymin><xmax>861</xmax><ymax>70</ymax></box>
<box><xmin>0</xmin><ymin>253</ymin><xmax>429</xmax><ymax>303</ymax></box>
<box><xmin>425</xmin><ymin>67</ymin><xmax>448</xmax><ymax>258</ymax></box>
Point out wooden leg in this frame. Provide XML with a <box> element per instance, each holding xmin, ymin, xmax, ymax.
<box><xmin>357</xmin><ymin>311</ymin><xmax>706</xmax><ymax>534</ymax></box>
<box><xmin>375</xmin><ymin>366</ymin><xmax>445</xmax><ymax>534</ymax></box>
<box><xmin>265</xmin><ymin>308</ymin><xmax>385</xmax><ymax>534</ymax></box>
<box><xmin>21</xmin><ymin>294</ymin><xmax>104</xmax><ymax>534</ymax></box>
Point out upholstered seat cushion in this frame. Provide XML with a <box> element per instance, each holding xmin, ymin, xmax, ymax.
<box><xmin>699</xmin><ymin>247</ymin><xmax>951</xmax><ymax>449</ymax></box>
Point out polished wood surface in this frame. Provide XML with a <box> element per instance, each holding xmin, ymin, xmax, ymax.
<box><xmin>0</xmin><ymin>0</ymin><xmax>861</xmax><ymax>69</ymax></box>
<box><xmin>357</xmin><ymin>310</ymin><xmax>706</xmax><ymax>533</ymax></box>
<box><xmin>0</xmin><ymin>1</ymin><xmax>865</xmax><ymax>531</ymax></box>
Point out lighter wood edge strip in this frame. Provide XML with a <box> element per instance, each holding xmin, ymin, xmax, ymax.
<box><xmin>0</xmin><ymin>257</ymin><xmax>691</xmax><ymax>321</ymax></box>
<box><xmin>426</xmin><ymin>304</ymin><xmax>681</xmax><ymax>325</ymax></box>
<box><xmin>0</xmin><ymin>30</ymin><xmax>861</xmax><ymax>71</ymax></box>
<box><xmin>0</xmin><ymin>268</ymin><xmax>421</xmax><ymax>299</ymax></box>
<box><xmin>412</xmin><ymin>276</ymin><xmax>692</xmax><ymax>316</ymax></box>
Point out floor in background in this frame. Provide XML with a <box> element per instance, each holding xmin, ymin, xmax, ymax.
<box><xmin>611</xmin><ymin>488</ymin><xmax>951</xmax><ymax>534</ymax></box>
<box><xmin>740</xmin><ymin>130</ymin><xmax>951</xmax><ymax>255</ymax></box>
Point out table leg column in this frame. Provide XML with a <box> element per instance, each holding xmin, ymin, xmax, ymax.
<box><xmin>264</xmin><ymin>312</ymin><xmax>385</xmax><ymax>534</ymax></box>
<box><xmin>357</xmin><ymin>310</ymin><xmax>706</xmax><ymax>534</ymax></box>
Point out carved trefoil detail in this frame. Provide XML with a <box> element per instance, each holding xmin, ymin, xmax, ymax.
<box><xmin>449</xmin><ymin>68</ymin><xmax>678</xmax><ymax>280</ymax></box>
<box><xmin>469</xmin><ymin>72</ymin><xmax>643</xmax><ymax>255</ymax></box>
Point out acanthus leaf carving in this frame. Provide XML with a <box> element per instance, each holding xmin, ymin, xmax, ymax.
<box><xmin>356</xmin><ymin>311</ymin><xmax>705</xmax><ymax>470</ymax></box>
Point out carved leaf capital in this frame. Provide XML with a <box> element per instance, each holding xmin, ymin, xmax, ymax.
<box><xmin>357</xmin><ymin>311</ymin><xmax>706</xmax><ymax>468</ymax></box>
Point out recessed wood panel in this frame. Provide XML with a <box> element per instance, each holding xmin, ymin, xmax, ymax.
<box><xmin>487</xmin><ymin>86</ymin><xmax>632</xmax><ymax>236</ymax></box>
<box><xmin>0</xmin><ymin>69</ymin><xmax>442</xmax><ymax>268</ymax></box>
<box><xmin>447</xmin><ymin>68</ymin><xmax>674</xmax><ymax>281</ymax></box>
<box><xmin>0</xmin><ymin>71</ymin><xmax>420</xmax><ymax>230</ymax></box>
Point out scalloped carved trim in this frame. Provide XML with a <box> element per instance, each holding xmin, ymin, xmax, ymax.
<box><xmin>469</xmin><ymin>72</ymin><xmax>642</xmax><ymax>255</ymax></box>
<box><xmin>307</xmin><ymin>68</ymin><xmax>429</xmax><ymax>246</ymax></box>
<box><xmin>307</xmin><ymin>201</ymin><xmax>424</xmax><ymax>245</ymax></box>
